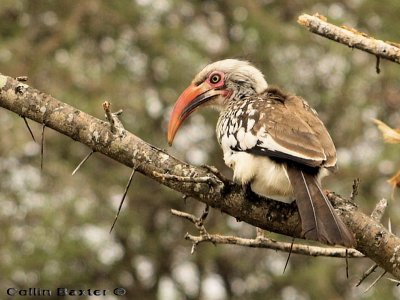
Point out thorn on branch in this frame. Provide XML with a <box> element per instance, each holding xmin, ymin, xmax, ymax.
<box><xmin>356</xmin><ymin>264</ymin><xmax>378</xmax><ymax>287</ymax></box>
<box><xmin>363</xmin><ymin>270</ymin><xmax>387</xmax><ymax>293</ymax></box>
<box><xmin>109</xmin><ymin>165</ymin><xmax>138</xmax><ymax>233</ymax></box>
<box><xmin>356</xmin><ymin>219</ymin><xmax>392</xmax><ymax>288</ymax></box>
<box><xmin>72</xmin><ymin>150</ymin><xmax>95</xmax><ymax>176</ymax></box>
<box><xmin>283</xmin><ymin>238</ymin><xmax>295</xmax><ymax>274</ymax></box>
<box><xmin>387</xmin><ymin>277</ymin><xmax>400</xmax><ymax>286</ymax></box>
<box><xmin>40</xmin><ymin>124</ymin><xmax>45</xmax><ymax>172</ymax></box>
<box><xmin>346</xmin><ymin>249</ymin><xmax>349</xmax><ymax>279</ymax></box>
<box><xmin>22</xmin><ymin>116</ymin><xmax>36</xmax><ymax>142</ymax></box>
<box><xmin>376</xmin><ymin>55</ymin><xmax>381</xmax><ymax>74</ymax></box>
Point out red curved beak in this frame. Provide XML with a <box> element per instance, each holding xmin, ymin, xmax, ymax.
<box><xmin>167</xmin><ymin>82</ymin><xmax>224</xmax><ymax>146</ymax></box>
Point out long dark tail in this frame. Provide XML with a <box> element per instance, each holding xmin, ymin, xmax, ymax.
<box><xmin>286</xmin><ymin>166</ymin><xmax>354</xmax><ymax>247</ymax></box>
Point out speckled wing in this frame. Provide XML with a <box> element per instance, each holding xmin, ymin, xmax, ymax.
<box><xmin>227</xmin><ymin>87</ymin><xmax>337</xmax><ymax>169</ymax></box>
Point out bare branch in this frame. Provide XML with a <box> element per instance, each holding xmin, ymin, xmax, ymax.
<box><xmin>184</xmin><ymin>232</ymin><xmax>363</xmax><ymax>258</ymax></box>
<box><xmin>153</xmin><ymin>171</ymin><xmax>217</xmax><ymax>185</ymax></box>
<box><xmin>103</xmin><ymin>101</ymin><xmax>125</xmax><ymax>135</ymax></box>
<box><xmin>371</xmin><ymin>198</ymin><xmax>388</xmax><ymax>222</ymax></box>
<box><xmin>350</xmin><ymin>178</ymin><xmax>360</xmax><ymax>201</ymax></box>
<box><xmin>1</xmin><ymin>73</ymin><xmax>400</xmax><ymax>278</ymax></box>
<box><xmin>298</xmin><ymin>13</ymin><xmax>400</xmax><ymax>65</ymax></box>
<box><xmin>172</xmin><ymin>208</ymin><xmax>363</xmax><ymax>258</ymax></box>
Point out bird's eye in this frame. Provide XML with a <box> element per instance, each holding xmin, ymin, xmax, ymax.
<box><xmin>210</xmin><ymin>73</ymin><xmax>221</xmax><ymax>84</ymax></box>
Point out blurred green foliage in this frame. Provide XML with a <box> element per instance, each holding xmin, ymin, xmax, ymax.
<box><xmin>0</xmin><ymin>1</ymin><xmax>399</xmax><ymax>299</ymax></box>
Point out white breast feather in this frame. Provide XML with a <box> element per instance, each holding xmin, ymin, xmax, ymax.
<box><xmin>223</xmin><ymin>150</ymin><xmax>294</xmax><ymax>203</ymax></box>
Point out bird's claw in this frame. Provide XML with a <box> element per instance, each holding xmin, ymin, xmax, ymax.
<box><xmin>201</xmin><ymin>164</ymin><xmax>230</xmax><ymax>184</ymax></box>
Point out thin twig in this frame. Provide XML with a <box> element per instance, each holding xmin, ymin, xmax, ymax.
<box><xmin>109</xmin><ymin>166</ymin><xmax>137</xmax><ymax>233</ymax></box>
<box><xmin>103</xmin><ymin>101</ymin><xmax>125</xmax><ymax>134</ymax></box>
<box><xmin>298</xmin><ymin>13</ymin><xmax>400</xmax><ymax>64</ymax></box>
<box><xmin>171</xmin><ymin>209</ymin><xmax>363</xmax><ymax>258</ymax></box>
<box><xmin>370</xmin><ymin>198</ymin><xmax>387</xmax><ymax>222</ymax></box>
<box><xmin>350</xmin><ymin>178</ymin><xmax>360</xmax><ymax>201</ymax></box>
<box><xmin>72</xmin><ymin>150</ymin><xmax>95</xmax><ymax>176</ymax></box>
<box><xmin>40</xmin><ymin>124</ymin><xmax>45</xmax><ymax>171</ymax></box>
<box><xmin>153</xmin><ymin>171</ymin><xmax>217</xmax><ymax>185</ymax></box>
<box><xmin>184</xmin><ymin>233</ymin><xmax>363</xmax><ymax>258</ymax></box>
<box><xmin>103</xmin><ymin>101</ymin><xmax>115</xmax><ymax>128</ymax></box>
<box><xmin>22</xmin><ymin>116</ymin><xmax>36</xmax><ymax>142</ymax></box>
<box><xmin>256</xmin><ymin>228</ymin><xmax>265</xmax><ymax>239</ymax></box>
<box><xmin>171</xmin><ymin>206</ymin><xmax>211</xmax><ymax>254</ymax></box>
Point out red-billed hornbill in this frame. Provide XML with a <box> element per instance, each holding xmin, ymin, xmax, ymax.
<box><xmin>167</xmin><ymin>59</ymin><xmax>354</xmax><ymax>247</ymax></box>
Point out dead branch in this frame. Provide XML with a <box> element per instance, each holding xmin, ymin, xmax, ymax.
<box><xmin>350</xmin><ymin>178</ymin><xmax>360</xmax><ymax>201</ymax></box>
<box><xmin>298</xmin><ymin>14</ymin><xmax>400</xmax><ymax>65</ymax></box>
<box><xmin>103</xmin><ymin>101</ymin><xmax>125</xmax><ymax>135</ymax></box>
<box><xmin>171</xmin><ymin>208</ymin><xmax>363</xmax><ymax>258</ymax></box>
<box><xmin>0</xmin><ymin>73</ymin><xmax>400</xmax><ymax>278</ymax></box>
<box><xmin>153</xmin><ymin>171</ymin><xmax>218</xmax><ymax>185</ymax></box>
<box><xmin>371</xmin><ymin>198</ymin><xmax>388</xmax><ymax>222</ymax></box>
<box><xmin>184</xmin><ymin>233</ymin><xmax>364</xmax><ymax>258</ymax></box>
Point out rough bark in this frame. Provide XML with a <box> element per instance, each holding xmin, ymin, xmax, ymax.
<box><xmin>1</xmin><ymin>74</ymin><xmax>400</xmax><ymax>278</ymax></box>
<box><xmin>298</xmin><ymin>13</ymin><xmax>400</xmax><ymax>64</ymax></box>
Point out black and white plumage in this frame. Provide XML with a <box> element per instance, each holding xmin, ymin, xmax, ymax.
<box><xmin>167</xmin><ymin>59</ymin><xmax>354</xmax><ymax>247</ymax></box>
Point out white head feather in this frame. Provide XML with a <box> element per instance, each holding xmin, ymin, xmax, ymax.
<box><xmin>193</xmin><ymin>59</ymin><xmax>268</xmax><ymax>94</ymax></box>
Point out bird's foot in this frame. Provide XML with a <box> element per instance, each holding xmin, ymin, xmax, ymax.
<box><xmin>201</xmin><ymin>164</ymin><xmax>230</xmax><ymax>185</ymax></box>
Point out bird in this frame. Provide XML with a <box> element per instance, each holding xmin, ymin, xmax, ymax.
<box><xmin>167</xmin><ymin>59</ymin><xmax>354</xmax><ymax>247</ymax></box>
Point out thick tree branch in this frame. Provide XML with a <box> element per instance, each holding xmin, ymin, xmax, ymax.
<box><xmin>298</xmin><ymin>13</ymin><xmax>400</xmax><ymax>64</ymax></box>
<box><xmin>1</xmin><ymin>73</ymin><xmax>400</xmax><ymax>278</ymax></box>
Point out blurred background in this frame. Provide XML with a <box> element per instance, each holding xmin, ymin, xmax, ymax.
<box><xmin>0</xmin><ymin>0</ymin><xmax>399</xmax><ymax>299</ymax></box>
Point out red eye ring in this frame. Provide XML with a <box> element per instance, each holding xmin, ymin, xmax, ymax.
<box><xmin>210</xmin><ymin>73</ymin><xmax>221</xmax><ymax>84</ymax></box>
